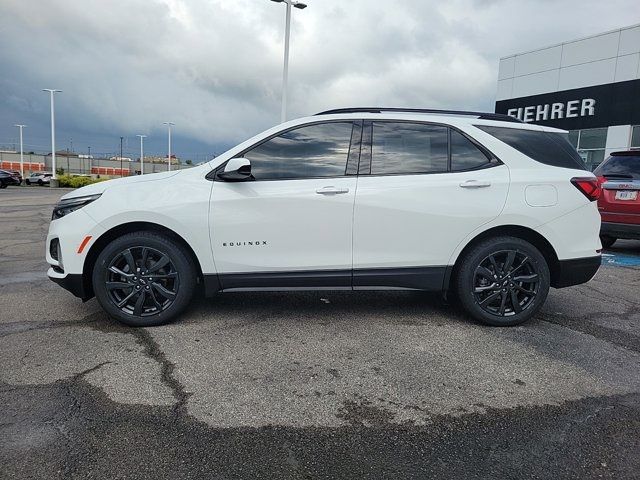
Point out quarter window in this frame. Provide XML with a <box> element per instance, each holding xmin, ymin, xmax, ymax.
<box><xmin>371</xmin><ymin>122</ymin><xmax>448</xmax><ymax>175</ymax></box>
<box><xmin>244</xmin><ymin>122</ymin><xmax>353</xmax><ymax>180</ymax></box>
<box><xmin>450</xmin><ymin>129</ymin><xmax>492</xmax><ymax>171</ymax></box>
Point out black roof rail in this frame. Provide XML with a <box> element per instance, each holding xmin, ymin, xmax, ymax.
<box><xmin>314</xmin><ymin>107</ymin><xmax>522</xmax><ymax>123</ymax></box>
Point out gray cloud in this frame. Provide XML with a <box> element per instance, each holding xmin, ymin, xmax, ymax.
<box><xmin>0</xmin><ymin>0</ymin><xmax>637</xmax><ymax>157</ymax></box>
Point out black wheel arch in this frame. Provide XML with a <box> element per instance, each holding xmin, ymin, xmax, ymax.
<box><xmin>82</xmin><ymin>222</ymin><xmax>204</xmax><ymax>299</ymax></box>
<box><xmin>444</xmin><ymin>225</ymin><xmax>561</xmax><ymax>295</ymax></box>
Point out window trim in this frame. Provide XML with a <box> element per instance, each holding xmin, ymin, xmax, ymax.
<box><xmin>359</xmin><ymin>119</ymin><xmax>501</xmax><ymax>178</ymax></box>
<box><xmin>208</xmin><ymin>120</ymin><xmax>359</xmax><ymax>182</ymax></box>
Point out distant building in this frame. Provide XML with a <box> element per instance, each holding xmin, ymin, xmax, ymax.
<box><xmin>495</xmin><ymin>23</ymin><xmax>640</xmax><ymax>170</ymax></box>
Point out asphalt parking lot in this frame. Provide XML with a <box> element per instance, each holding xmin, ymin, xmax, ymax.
<box><xmin>1</xmin><ymin>186</ymin><xmax>640</xmax><ymax>479</ymax></box>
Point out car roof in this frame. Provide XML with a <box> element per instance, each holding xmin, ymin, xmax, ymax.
<box><xmin>305</xmin><ymin>110</ymin><xmax>567</xmax><ymax>134</ymax></box>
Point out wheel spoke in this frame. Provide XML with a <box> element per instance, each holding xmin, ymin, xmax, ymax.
<box><xmin>148</xmin><ymin>254</ymin><xmax>171</xmax><ymax>273</ymax></box>
<box><xmin>109</xmin><ymin>266</ymin><xmax>133</xmax><ymax>278</ymax></box>
<box><xmin>488</xmin><ymin>255</ymin><xmax>500</xmax><ymax>275</ymax></box>
<box><xmin>474</xmin><ymin>284</ymin><xmax>498</xmax><ymax>293</ymax></box>
<box><xmin>123</xmin><ymin>249</ymin><xmax>137</xmax><ymax>273</ymax></box>
<box><xmin>149</xmin><ymin>272</ymin><xmax>178</xmax><ymax>279</ymax></box>
<box><xmin>106</xmin><ymin>281</ymin><xmax>133</xmax><ymax>290</ymax></box>
<box><xmin>152</xmin><ymin>282</ymin><xmax>176</xmax><ymax>300</ymax></box>
<box><xmin>509</xmin><ymin>257</ymin><xmax>529</xmax><ymax>276</ymax></box>
<box><xmin>499</xmin><ymin>291</ymin><xmax>508</xmax><ymax>316</ymax></box>
<box><xmin>148</xmin><ymin>288</ymin><xmax>163</xmax><ymax>310</ymax></box>
<box><xmin>513</xmin><ymin>284</ymin><xmax>535</xmax><ymax>295</ymax></box>
<box><xmin>513</xmin><ymin>273</ymin><xmax>539</xmax><ymax>283</ymax></box>
<box><xmin>141</xmin><ymin>247</ymin><xmax>149</xmax><ymax>270</ymax></box>
<box><xmin>116</xmin><ymin>289</ymin><xmax>139</xmax><ymax>308</ymax></box>
<box><xmin>479</xmin><ymin>291</ymin><xmax>501</xmax><ymax>306</ymax></box>
<box><xmin>133</xmin><ymin>290</ymin><xmax>146</xmax><ymax>316</ymax></box>
<box><xmin>510</xmin><ymin>289</ymin><xmax>522</xmax><ymax>313</ymax></box>
<box><xmin>503</xmin><ymin>251</ymin><xmax>516</xmax><ymax>274</ymax></box>
<box><xmin>476</xmin><ymin>266</ymin><xmax>495</xmax><ymax>280</ymax></box>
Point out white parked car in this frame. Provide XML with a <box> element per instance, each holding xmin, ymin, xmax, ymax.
<box><xmin>46</xmin><ymin>108</ymin><xmax>602</xmax><ymax>327</ymax></box>
<box><xmin>26</xmin><ymin>172</ymin><xmax>53</xmax><ymax>185</ymax></box>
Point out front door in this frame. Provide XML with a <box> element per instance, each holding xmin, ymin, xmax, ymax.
<box><xmin>210</xmin><ymin>121</ymin><xmax>360</xmax><ymax>289</ymax></box>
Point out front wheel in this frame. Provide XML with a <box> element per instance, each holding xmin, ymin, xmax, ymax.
<box><xmin>92</xmin><ymin>231</ymin><xmax>197</xmax><ymax>327</ymax></box>
<box><xmin>455</xmin><ymin>237</ymin><xmax>550</xmax><ymax>326</ymax></box>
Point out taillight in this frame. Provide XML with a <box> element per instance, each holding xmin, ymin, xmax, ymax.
<box><xmin>571</xmin><ymin>177</ymin><xmax>601</xmax><ymax>201</ymax></box>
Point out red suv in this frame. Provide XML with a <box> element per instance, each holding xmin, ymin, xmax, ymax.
<box><xmin>594</xmin><ymin>151</ymin><xmax>640</xmax><ymax>248</ymax></box>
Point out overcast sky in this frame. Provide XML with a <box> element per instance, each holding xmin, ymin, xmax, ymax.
<box><xmin>0</xmin><ymin>0</ymin><xmax>637</xmax><ymax>161</ymax></box>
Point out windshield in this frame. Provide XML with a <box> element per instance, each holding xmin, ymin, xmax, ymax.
<box><xmin>594</xmin><ymin>154</ymin><xmax>640</xmax><ymax>180</ymax></box>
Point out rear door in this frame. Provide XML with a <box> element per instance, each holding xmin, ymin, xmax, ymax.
<box><xmin>352</xmin><ymin>121</ymin><xmax>509</xmax><ymax>289</ymax></box>
<box><xmin>210</xmin><ymin>121</ymin><xmax>361</xmax><ymax>288</ymax></box>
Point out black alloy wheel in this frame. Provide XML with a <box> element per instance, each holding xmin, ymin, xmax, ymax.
<box><xmin>473</xmin><ymin>250</ymin><xmax>539</xmax><ymax>317</ymax></box>
<box><xmin>93</xmin><ymin>231</ymin><xmax>196</xmax><ymax>327</ymax></box>
<box><xmin>456</xmin><ymin>236</ymin><xmax>550</xmax><ymax>326</ymax></box>
<box><xmin>105</xmin><ymin>246</ymin><xmax>180</xmax><ymax>317</ymax></box>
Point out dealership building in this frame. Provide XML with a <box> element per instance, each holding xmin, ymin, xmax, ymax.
<box><xmin>495</xmin><ymin>24</ymin><xmax>640</xmax><ymax>170</ymax></box>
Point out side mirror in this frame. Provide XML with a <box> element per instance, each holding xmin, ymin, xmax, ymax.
<box><xmin>217</xmin><ymin>157</ymin><xmax>253</xmax><ymax>182</ymax></box>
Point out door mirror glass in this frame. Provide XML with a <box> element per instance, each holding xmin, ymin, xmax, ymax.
<box><xmin>218</xmin><ymin>157</ymin><xmax>252</xmax><ymax>182</ymax></box>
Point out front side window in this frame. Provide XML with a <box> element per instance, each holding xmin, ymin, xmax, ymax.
<box><xmin>450</xmin><ymin>129</ymin><xmax>492</xmax><ymax>171</ymax></box>
<box><xmin>371</xmin><ymin>122</ymin><xmax>448</xmax><ymax>175</ymax></box>
<box><xmin>244</xmin><ymin>122</ymin><xmax>353</xmax><ymax>180</ymax></box>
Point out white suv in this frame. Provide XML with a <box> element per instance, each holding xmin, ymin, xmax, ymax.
<box><xmin>46</xmin><ymin>108</ymin><xmax>602</xmax><ymax>327</ymax></box>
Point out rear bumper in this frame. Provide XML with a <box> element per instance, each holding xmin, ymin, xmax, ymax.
<box><xmin>600</xmin><ymin>222</ymin><xmax>640</xmax><ymax>240</ymax></box>
<box><xmin>552</xmin><ymin>255</ymin><xmax>601</xmax><ymax>288</ymax></box>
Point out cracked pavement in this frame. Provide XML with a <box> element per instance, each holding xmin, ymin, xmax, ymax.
<box><xmin>1</xmin><ymin>187</ymin><xmax>640</xmax><ymax>479</ymax></box>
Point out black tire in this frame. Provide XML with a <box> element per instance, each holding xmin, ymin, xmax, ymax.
<box><xmin>37</xmin><ymin>179</ymin><xmax>43</xmax><ymax>185</ymax></box>
<box><xmin>600</xmin><ymin>235</ymin><xmax>617</xmax><ymax>249</ymax></box>
<box><xmin>455</xmin><ymin>236</ymin><xmax>550</xmax><ymax>327</ymax></box>
<box><xmin>0</xmin><ymin>181</ymin><xmax>6</xmax><ymax>189</ymax></box>
<box><xmin>92</xmin><ymin>231</ymin><xmax>196</xmax><ymax>327</ymax></box>
<box><xmin>26</xmin><ymin>180</ymin><xmax>31</xmax><ymax>185</ymax></box>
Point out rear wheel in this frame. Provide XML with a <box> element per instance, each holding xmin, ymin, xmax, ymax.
<box><xmin>92</xmin><ymin>231</ymin><xmax>196</xmax><ymax>327</ymax></box>
<box><xmin>456</xmin><ymin>237</ymin><xmax>550</xmax><ymax>326</ymax></box>
<box><xmin>600</xmin><ymin>235</ymin><xmax>616</xmax><ymax>249</ymax></box>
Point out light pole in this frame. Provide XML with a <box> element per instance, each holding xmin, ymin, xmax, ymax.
<box><xmin>42</xmin><ymin>89</ymin><xmax>62</xmax><ymax>184</ymax></box>
<box><xmin>120</xmin><ymin>136</ymin><xmax>124</xmax><ymax>176</ymax></box>
<box><xmin>136</xmin><ymin>134</ymin><xmax>147</xmax><ymax>174</ymax></box>
<box><xmin>88</xmin><ymin>146</ymin><xmax>91</xmax><ymax>175</ymax></box>
<box><xmin>163</xmin><ymin>122</ymin><xmax>174</xmax><ymax>171</ymax></box>
<box><xmin>270</xmin><ymin>0</ymin><xmax>307</xmax><ymax>123</ymax></box>
<box><xmin>14</xmin><ymin>124</ymin><xmax>26</xmax><ymax>182</ymax></box>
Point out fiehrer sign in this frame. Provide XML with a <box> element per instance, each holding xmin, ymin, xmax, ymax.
<box><xmin>495</xmin><ymin>78</ymin><xmax>640</xmax><ymax>130</ymax></box>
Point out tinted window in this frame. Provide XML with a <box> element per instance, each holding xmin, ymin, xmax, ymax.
<box><xmin>450</xmin><ymin>130</ymin><xmax>491</xmax><ymax>171</ymax></box>
<box><xmin>477</xmin><ymin>125</ymin><xmax>587</xmax><ymax>170</ymax></box>
<box><xmin>245</xmin><ymin>122</ymin><xmax>353</xmax><ymax>180</ymax></box>
<box><xmin>371</xmin><ymin>122</ymin><xmax>448</xmax><ymax>175</ymax></box>
<box><xmin>594</xmin><ymin>155</ymin><xmax>640</xmax><ymax>179</ymax></box>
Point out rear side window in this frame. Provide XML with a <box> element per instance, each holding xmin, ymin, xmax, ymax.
<box><xmin>450</xmin><ymin>129</ymin><xmax>492</xmax><ymax>171</ymax></box>
<box><xmin>477</xmin><ymin>125</ymin><xmax>586</xmax><ymax>170</ymax></box>
<box><xmin>371</xmin><ymin>122</ymin><xmax>448</xmax><ymax>174</ymax></box>
<box><xmin>594</xmin><ymin>155</ymin><xmax>640</xmax><ymax>179</ymax></box>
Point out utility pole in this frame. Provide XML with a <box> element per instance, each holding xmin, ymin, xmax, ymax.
<box><xmin>163</xmin><ymin>122</ymin><xmax>174</xmax><ymax>172</ymax></box>
<box><xmin>14</xmin><ymin>124</ymin><xmax>26</xmax><ymax>182</ymax></box>
<box><xmin>120</xmin><ymin>136</ymin><xmax>124</xmax><ymax>176</ymax></box>
<box><xmin>42</xmin><ymin>89</ymin><xmax>62</xmax><ymax>184</ymax></box>
<box><xmin>270</xmin><ymin>0</ymin><xmax>308</xmax><ymax>123</ymax></box>
<box><xmin>136</xmin><ymin>134</ymin><xmax>146</xmax><ymax>174</ymax></box>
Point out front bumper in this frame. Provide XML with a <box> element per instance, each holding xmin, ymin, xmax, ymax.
<box><xmin>552</xmin><ymin>255</ymin><xmax>601</xmax><ymax>288</ymax></box>
<box><xmin>48</xmin><ymin>268</ymin><xmax>89</xmax><ymax>299</ymax></box>
<box><xmin>600</xmin><ymin>222</ymin><xmax>640</xmax><ymax>240</ymax></box>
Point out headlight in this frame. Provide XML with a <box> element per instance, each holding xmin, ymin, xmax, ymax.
<box><xmin>52</xmin><ymin>194</ymin><xmax>101</xmax><ymax>220</ymax></box>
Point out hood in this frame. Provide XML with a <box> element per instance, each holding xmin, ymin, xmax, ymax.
<box><xmin>60</xmin><ymin>170</ymin><xmax>182</xmax><ymax>200</ymax></box>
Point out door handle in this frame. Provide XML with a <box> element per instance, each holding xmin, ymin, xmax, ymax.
<box><xmin>316</xmin><ymin>186</ymin><xmax>349</xmax><ymax>195</ymax></box>
<box><xmin>459</xmin><ymin>180</ymin><xmax>491</xmax><ymax>188</ymax></box>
